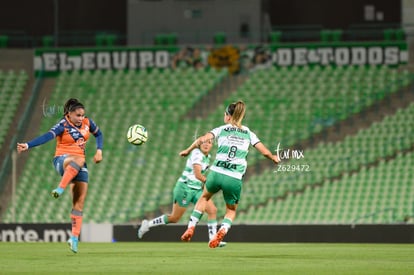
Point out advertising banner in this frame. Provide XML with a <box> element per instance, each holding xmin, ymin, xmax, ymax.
<box><xmin>0</xmin><ymin>224</ymin><xmax>71</xmax><ymax>242</ymax></box>
<box><xmin>34</xmin><ymin>42</ymin><xmax>408</xmax><ymax>76</ymax></box>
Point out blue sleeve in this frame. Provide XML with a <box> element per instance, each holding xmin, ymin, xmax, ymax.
<box><xmin>27</xmin><ymin>132</ymin><xmax>55</xmax><ymax>148</ymax></box>
<box><xmin>94</xmin><ymin>129</ymin><xmax>103</xmax><ymax>150</ymax></box>
<box><xmin>27</xmin><ymin>121</ymin><xmax>64</xmax><ymax>149</ymax></box>
<box><xmin>88</xmin><ymin>118</ymin><xmax>103</xmax><ymax>150</ymax></box>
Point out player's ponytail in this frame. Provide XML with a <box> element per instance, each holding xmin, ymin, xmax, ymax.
<box><xmin>226</xmin><ymin>100</ymin><xmax>245</xmax><ymax>128</ymax></box>
<box><xmin>64</xmin><ymin>98</ymin><xmax>84</xmax><ymax>115</ymax></box>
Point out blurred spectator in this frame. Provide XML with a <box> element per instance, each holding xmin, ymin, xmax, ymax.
<box><xmin>251</xmin><ymin>46</ymin><xmax>272</xmax><ymax>70</ymax></box>
<box><xmin>172</xmin><ymin>47</ymin><xmax>205</xmax><ymax>69</ymax></box>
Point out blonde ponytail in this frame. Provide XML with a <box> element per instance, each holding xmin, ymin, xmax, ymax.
<box><xmin>226</xmin><ymin>100</ymin><xmax>246</xmax><ymax>128</ymax></box>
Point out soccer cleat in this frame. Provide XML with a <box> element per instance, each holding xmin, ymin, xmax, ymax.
<box><xmin>137</xmin><ymin>219</ymin><xmax>149</xmax><ymax>239</ymax></box>
<box><xmin>208</xmin><ymin>238</ymin><xmax>227</xmax><ymax>248</ymax></box>
<box><xmin>51</xmin><ymin>187</ymin><xmax>64</xmax><ymax>199</ymax></box>
<box><xmin>181</xmin><ymin>226</ymin><xmax>195</xmax><ymax>242</ymax></box>
<box><xmin>208</xmin><ymin>228</ymin><xmax>227</xmax><ymax>248</ymax></box>
<box><xmin>67</xmin><ymin>236</ymin><xmax>78</xmax><ymax>253</ymax></box>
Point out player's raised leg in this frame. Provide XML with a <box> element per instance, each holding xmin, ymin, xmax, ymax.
<box><xmin>138</xmin><ymin>198</ymin><xmax>187</xmax><ymax>239</ymax></box>
<box><xmin>52</xmin><ymin>156</ymin><xmax>84</xmax><ymax>198</ymax></box>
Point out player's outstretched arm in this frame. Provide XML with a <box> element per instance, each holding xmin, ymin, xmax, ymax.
<box><xmin>179</xmin><ymin>133</ymin><xmax>214</xmax><ymax>157</ymax></box>
<box><xmin>254</xmin><ymin>142</ymin><xmax>280</xmax><ymax>164</ymax></box>
<box><xmin>16</xmin><ymin>131</ymin><xmax>56</xmax><ymax>154</ymax></box>
<box><xmin>179</xmin><ymin>138</ymin><xmax>199</xmax><ymax>157</ymax></box>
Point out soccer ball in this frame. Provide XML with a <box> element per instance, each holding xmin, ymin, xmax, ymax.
<box><xmin>127</xmin><ymin>124</ymin><xmax>148</xmax><ymax>145</ymax></box>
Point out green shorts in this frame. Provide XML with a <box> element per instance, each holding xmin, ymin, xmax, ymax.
<box><xmin>205</xmin><ymin>170</ymin><xmax>242</xmax><ymax>205</ymax></box>
<box><xmin>173</xmin><ymin>181</ymin><xmax>202</xmax><ymax>207</ymax></box>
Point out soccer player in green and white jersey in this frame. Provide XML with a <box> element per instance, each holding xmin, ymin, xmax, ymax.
<box><xmin>138</xmin><ymin>139</ymin><xmax>226</xmax><ymax>247</ymax></box>
<box><xmin>180</xmin><ymin>100</ymin><xmax>280</xmax><ymax>248</ymax></box>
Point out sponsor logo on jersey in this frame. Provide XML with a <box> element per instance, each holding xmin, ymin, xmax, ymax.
<box><xmin>223</xmin><ymin>127</ymin><xmax>248</xmax><ymax>134</ymax></box>
<box><xmin>215</xmin><ymin>160</ymin><xmax>237</xmax><ymax>170</ymax></box>
<box><xmin>227</xmin><ymin>135</ymin><xmax>245</xmax><ymax>145</ymax></box>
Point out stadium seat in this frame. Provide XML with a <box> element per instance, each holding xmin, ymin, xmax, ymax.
<box><xmin>0</xmin><ymin>35</ymin><xmax>8</xmax><ymax>48</ymax></box>
<box><xmin>213</xmin><ymin>32</ymin><xmax>226</xmax><ymax>45</ymax></box>
<box><xmin>269</xmin><ymin>31</ymin><xmax>282</xmax><ymax>43</ymax></box>
<box><xmin>42</xmin><ymin>35</ymin><xmax>54</xmax><ymax>47</ymax></box>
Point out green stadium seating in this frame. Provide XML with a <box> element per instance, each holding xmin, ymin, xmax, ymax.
<box><xmin>0</xmin><ymin>70</ymin><xmax>28</xmax><ymax>149</ymax></box>
<box><xmin>235</xmin><ymin>102</ymin><xmax>414</xmax><ymax>224</ymax></box>
<box><xmin>273</xmin><ymin>151</ymin><xmax>413</xmax><ymax>224</ymax></box>
<box><xmin>184</xmin><ymin>65</ymin><xmax>413</xmax><ymax>223</ymax></box>
<box><xmin>2</xmin><ymin>64</ymin><xmax>413</xmax><ymax>225</ymax></box>
<box><xmin>384</xmin><ymin>28</ymin><xmax>406</xmax><ymax>41</ymax></box>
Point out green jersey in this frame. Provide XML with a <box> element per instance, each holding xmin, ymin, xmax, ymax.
<box><xmin>178</xmin><ymin>148</ymin><xmax>211</xmax><ymax>189</ymax></box>
<box><xmin>210</xmin><ymin>124</ymin><xmax>260</xmax><ymax>180</ymax></box>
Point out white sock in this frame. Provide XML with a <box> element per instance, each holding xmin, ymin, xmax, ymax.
<box><xmin>207</xmin><ymin>220</ymin><xmax>218</xmax><ymax>240</ymax></box>
<box><xmin>149</xmin><ymin>215</ymin><xmax>167</xmax><ymax>228</ymax></box>
<box><xmin>188</xmin><ymin>210</ymin><xmax>202</xmax><ymax>228</ymax></box>
<box><xmin>220</xmin><ymin>217</ymin><xmax>232</xmax><ymax>233</ymax></box>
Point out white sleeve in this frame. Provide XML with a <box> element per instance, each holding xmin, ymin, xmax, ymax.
<box><xmin>190</xmin><ymin>149</ymin><xmax>203</xmax><ymax>166</ymax></box>
<box><xmin>250</xmin><ymin>130</ymin><xmax>260</xmax><ymax>146</ymax></box>
<box><xmin>209</xmin><ymin>125</ymin><xmax>223</xmax><ymax>140</ymax></box>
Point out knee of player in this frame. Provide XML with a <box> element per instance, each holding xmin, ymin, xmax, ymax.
<box><xmin>226</xmin><ymin>204</ymin><xmax>238</xmax><ymax>211</ymax></box>
<box><xmin>73</xmin><ymin>157</ymin><xmax>85</xmax><ymax>167</ymax></box>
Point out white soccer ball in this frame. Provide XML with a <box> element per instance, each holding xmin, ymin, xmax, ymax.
<box><xmin>127</xmin><ymin>124</ymin><xmax>148</xmax><ymax>145</ymax></box>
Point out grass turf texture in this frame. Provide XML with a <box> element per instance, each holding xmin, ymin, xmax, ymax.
<box><xmin>0</xmin><ymin>242</ymin><xmax>413</xmax><ymax>274</ymax></box>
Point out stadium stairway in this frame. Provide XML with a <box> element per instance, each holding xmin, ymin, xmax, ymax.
<box><xmin>184</xmin><ymin>72</ymin><xmax>248</xmax><ymax>119</ymax></box>
<box><xmin>0</xmin><ymin>77</ymin><xmax>57</xmax><ymax>220</ymax></box>
<box><xmin>0</xmin><ymin>50</ymin><xmax>44</xmax><ymax>218</ymax></box>
<box><xmin>0</xmin><ymin>50</ymin><xmax>35</xmax><ymax>160</ymax></box>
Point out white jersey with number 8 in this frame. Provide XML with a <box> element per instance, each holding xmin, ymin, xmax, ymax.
<box><xmin>209</xmin><ymin>123</ymin><xmax>260</xmax><ymax>180</ymax></box>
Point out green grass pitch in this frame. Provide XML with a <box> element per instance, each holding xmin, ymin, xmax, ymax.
<box><xmin>1</xmin><ymin>242</ymin><xmax>413</xmax><ymax>274</ymax></box>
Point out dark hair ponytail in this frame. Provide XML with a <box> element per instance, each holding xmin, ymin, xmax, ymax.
<box><xmin>64</xmin><ymin>98</ymin><xmax>84</xmax><ymax>115</ymax></box>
